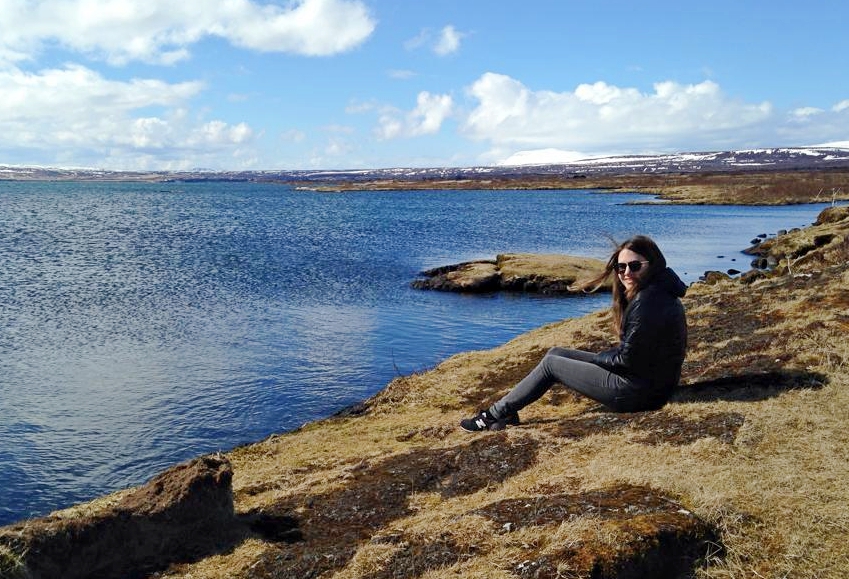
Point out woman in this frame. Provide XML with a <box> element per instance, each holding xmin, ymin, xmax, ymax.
<box><xmin>460</xmin><ymin>235</ymin><xmax>687</xmax><ymax>432</ymax></box>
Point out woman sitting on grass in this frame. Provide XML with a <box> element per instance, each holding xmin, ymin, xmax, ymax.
<box><xmin>461</xmin><ymin>235</ymin><xmax>687</xmax><ymax>432</ymax></box>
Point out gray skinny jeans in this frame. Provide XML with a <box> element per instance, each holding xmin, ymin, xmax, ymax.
<box><xmin>489</xmin><ymin>347</ymin><xmax>647</xmax><ymax>417</ymax></box>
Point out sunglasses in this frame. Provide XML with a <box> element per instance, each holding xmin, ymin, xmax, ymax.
<box><xmin>615</xmin><ymin>260</ymin><xmax>650</xmax><ymax>274</ymax></box>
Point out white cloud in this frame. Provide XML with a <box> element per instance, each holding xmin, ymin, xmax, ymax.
<box><xmin>463</xmin><ymin>74</ymin><xmax>849</xmax><ymax>164</ymax></box>
<box><xmin>325</xmin><ymin>136</ymin><xmax>353</xmax><ymax>156</ymax></box>
<box><xmin>810</xmin><ymin>140</ymin><xmax>849</xmax><ymax>149</ymax></box>
<box><xmin>0</xmin><ymin>64</ymin><xmax>254</xmax><ymax>168</ymax></box>
<box><xmin>403</xmin><ymin>29</ymin><xmax>431</xmax><ymax>51</ymax></box>
<box><xmin>774</xmin><ymin>100</ymin><xmax>849</xmax><ymax>147</ymax></box>
<box><xmin>281</xmin><ymin>129</ymin><xmax>306</xmax><ymax>142</ymax></box>
<box><xmin>0</xmin><ymin>0</ymin><xmax>376</xmax><ymax>65</ymax></box>
<box><xmin>791</xmin><ymin>106</ymin><xmax>824</xmax><ymax>119</ymax></box>
<box><xmin>345</xmin><ymin>99</ymin><xmax>379</xmax><ymax>114</ymax></box>
<box><xmin>388</xmin><ymin>69</ymin><xmax>417</xmax><ymax>80</ymax></box>
<box><xmin>410</xmin><ymin>92</ymin><xmax>454</xmax><ymax>135</ymax></box>
<box><xmin>404</xmin><ymin>25</ymin><xmax>466</xmax><ymax>56</ymax></box>
<box><xmin>434</xmin><ymin>25</ymin><xmax>464</xmax><ymax>56</ymax></box>
<box><xmin>323</xmin><ymin>124</ymin><xmax>355</xmax><ymax>134</ymax></box>
<box><xmin>375</xmin><ymin>91</ymin><xmax>453</xmax><ymax>139</ymax></box>
<box><xmin>462</xmin><ymin>73</ymin><xmax>775</xmax><ymax>154</ymax></box>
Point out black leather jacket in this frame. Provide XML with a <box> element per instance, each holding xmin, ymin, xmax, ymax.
<box><xmin>592</xmin><ymin>267</ymin><xmax>687</xmax><ymax>403</ymax></box>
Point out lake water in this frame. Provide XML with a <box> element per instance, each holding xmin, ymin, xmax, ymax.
<box><xmin>0</xmin><ymin>181</ymin><xmax>833</xmax><ymax>525</ymax></box>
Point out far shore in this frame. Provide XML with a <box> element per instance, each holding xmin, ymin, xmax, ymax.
<box><xmin>4</xmin><ymin>164</ymin><xmax>849</xmax><ymax>206</ymax></box>
<box><xmin>298</xmin><ymin>169</ymin><xmax>849</xmax><ymax>205</ymax></box>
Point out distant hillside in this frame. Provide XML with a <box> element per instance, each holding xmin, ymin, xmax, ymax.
<box><xmin>3</xmin><ymin>146</ymin><xmax>849</xmax><ymax>184</ymax></box>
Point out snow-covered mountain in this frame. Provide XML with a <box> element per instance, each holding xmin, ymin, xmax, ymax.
<box><xmin>2</xmin><ymin>146</ymin><xmax>849</xmax><ymax>182</ymax></box>
<box><xmin>275</xmin><ymin>146</ymin><xmax>849</xmax><ymax>182</ymax></box>
<box><xmin>499</xmin><ymin>146</ymin><xmax>849</xmax><ymax>175</ymax></box>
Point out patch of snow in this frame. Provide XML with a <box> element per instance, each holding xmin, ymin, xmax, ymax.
<box><xmin>497</xmin><ymin>148</ymin><xmax>597</xmax><ymax>166</ymax></box>
<box><xmin>808</xmin><ymin>140</ymin><xmax>849</xmax><ymax>149</ymax></box>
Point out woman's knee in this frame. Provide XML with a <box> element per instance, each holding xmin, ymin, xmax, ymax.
<box><xmin>546</xmin><ymin>346</ymin><xmax>570</xmax><ymax>358</ymax></box>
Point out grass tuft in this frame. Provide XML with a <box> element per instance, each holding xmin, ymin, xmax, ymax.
<box><xmin>0</xmin><ymin>544</ymin><xmax>27</xmax><ymax>579</ymax></box>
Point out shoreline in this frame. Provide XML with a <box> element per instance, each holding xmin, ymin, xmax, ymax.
<box><xmin>2</xmin><ymin>200</ymin><xmax>848</xmax><ymax>577</ymax></box>
<box><xmin>296</xmin><ymin>169</ymin><xmax>849</xmax><ymax>206</ymax></box>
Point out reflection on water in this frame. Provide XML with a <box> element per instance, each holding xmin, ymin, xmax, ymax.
<box><xmin>0</xmin><ymin>181</ymin><xmax>832</xmax><ymax>524</ymax></box>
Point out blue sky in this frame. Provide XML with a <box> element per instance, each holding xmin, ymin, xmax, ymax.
<box><xmin>1</xmin><ymin>0</ymin><xmax>848</xmax><ymax>170</ymax></box>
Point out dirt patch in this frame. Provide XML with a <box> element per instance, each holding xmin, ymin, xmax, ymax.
<box><xmin>347</xmin><ymin>485</ymin><xmax>719</xmax><ymax>579</ymax></box>
<box><xmin>474</xmin><ymin>484</ymin><xmax>719</xmax><ymax>579</ymax></box>
<box><xmin>361</xmin><ymin>535</ymin><xmax>476</xmax><ymax>579</ymax></box>
<box><xmin>549</xmin><ymin>410</ymin><xmax>746</xmax><ymax>445</ymax></box>
<box><xmin>239</xmin><ymin>433</ymin><xmax>540</xmax><ymax>578</ymax></box>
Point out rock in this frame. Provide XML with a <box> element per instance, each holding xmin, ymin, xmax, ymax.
<box><xmin>411</xmin><ymin>260</ymin><xmax>500</xmax><ymax>292</ymax></box>
<box><xmin>727</xmin><ymin>268</ymin><xmax>741</xmax><ymax>276</ymax></box>
<box><xmin>0</xmin><ymin>455</ymin><xmax>237</xmax><ymax>579</ymax></box>
<box><xmin>412</xmin><ymin>253</ymin><xmax>609</xmax><ymax>295</ymax></box>
<box><xmin>739</xmin><ymin>269</ymin><xmax>769</xmax><ymax>284</ymax></box>
<box><xmin>814</xmin><ymin>233</ymin><xmax>835</xmax><ymax>247</ymax></box>
<box><xmin>700</xmin><ymin>271</ymin><xmax>731</xmax><ymax>284</ymax></box>
<box><xmin>750</xmin><ymin>238</ymin><xmax>761</xmax><ymax>245</ymax></box>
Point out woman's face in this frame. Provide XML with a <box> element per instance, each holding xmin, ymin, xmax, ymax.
<box><xmin>616</xmin><ymin>248</ymin><xmax>650</xmax><ymax>291</ymax></box>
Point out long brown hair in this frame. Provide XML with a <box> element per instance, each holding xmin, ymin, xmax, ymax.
<box><xmin>578</xmin><ymin>235</ymin><xmax>667</xmax><ymax>335</ymax></box>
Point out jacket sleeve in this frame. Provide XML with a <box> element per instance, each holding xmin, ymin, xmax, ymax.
<box><xmin>592</xmin><ymin>297</ymin><xmax>650</xmax><ymax>373</ymax></box>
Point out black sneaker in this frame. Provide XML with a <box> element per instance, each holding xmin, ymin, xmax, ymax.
<box><xmin>460</xmin><ymin>410</ymin><xmax>520</xmax><ymax>432</ymax></box>
<box><xmin>503</xmin><ymin>411</ymin><xmax>521</xmax><ymax>427</ymax></box>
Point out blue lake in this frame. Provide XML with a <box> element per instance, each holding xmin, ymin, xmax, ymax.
<box><xmin>0</xmin><ymin>181</ymin><xmax>834</xmax><ymax>525</ymax></box>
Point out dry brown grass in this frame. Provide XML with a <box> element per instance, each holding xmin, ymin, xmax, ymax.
<box><xmin>129</xmin><ymin>206</ymin><xmax>849</xmax><ymax>578</ymax></box>
<box><xmin>305</xmin><ymin>170</ymin><xmax>849</xmax><ymax>205</ymax></box>
<box><xmin>495</xmin><ymin>253</ymin><xmax>605</xmax><ymax>282</ymax></box>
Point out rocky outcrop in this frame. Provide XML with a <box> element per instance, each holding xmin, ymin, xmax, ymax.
<box><xmin>815</xmin><ymin>204</ymin><xmax>849</xmax><ymax>225</ymax></box>
<box><xmin>743</xmin><ymin>204</ymin><xmax>848</xmax><ymax>274</ymax></box>
<box><xmin>411</xmin><ymin>259</ymin><xmax>502</xmax><ymax>292</ymax></box>
<box><xmin>0</xmin><ymin>455</ymin><xmax>238</xmax><ymax>579</ymax></box>
<box><xmin>412</xmin><ymin>253</ymin><xmax>610</xmax><ymax>294</ymax></box>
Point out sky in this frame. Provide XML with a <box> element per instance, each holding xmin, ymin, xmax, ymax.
<box><xmin>1</xmin><ymin>0</ymin><xmax>848</xmax><ymax>171</ymax></box>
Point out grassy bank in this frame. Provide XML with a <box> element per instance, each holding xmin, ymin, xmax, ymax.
<box><xmin>153</xmin><ymin>205</ymin><xmax>847</xmax><ymax>578</ymax></box>
<box><xmin>3</xmin><ymin>206</ymin><xmax>848</xmax><ymax>578</ymax></box>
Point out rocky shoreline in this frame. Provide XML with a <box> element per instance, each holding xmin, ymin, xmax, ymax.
<box><xmin>1</xmin><ymin>205</ymin><xmax>847</xmax><ymax>579</ymax></box>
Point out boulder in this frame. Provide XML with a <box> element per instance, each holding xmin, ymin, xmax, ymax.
<box><xmin>0</xmin><ymin>455</ymin><xmax>237</xmax><ymax>579</ymax></box>
<box><xmin>700</xmin><ymin>271</ymin><xmax>731</xmax><ymax>284</ymax></box>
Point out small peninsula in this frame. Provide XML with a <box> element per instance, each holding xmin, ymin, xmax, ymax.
<box><xmin>411</xmin><ymin>253</ymin><xmax>611</xmax><ymax>294</ymax></box>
